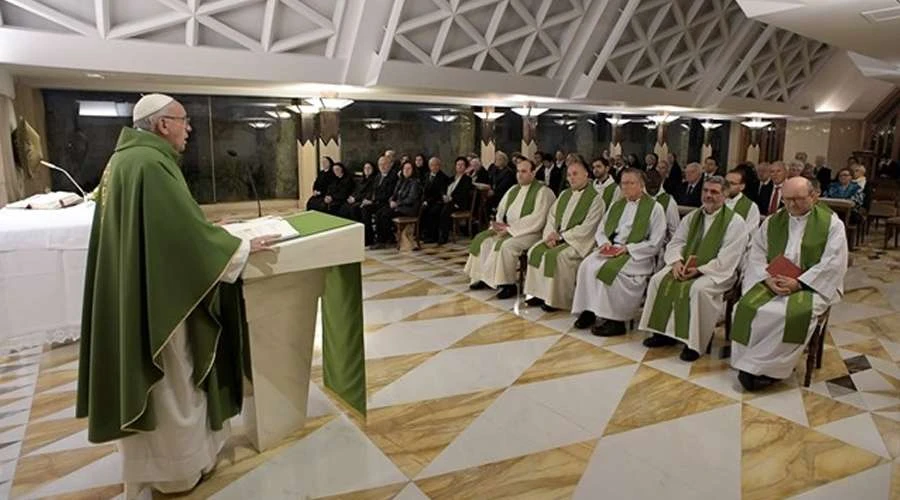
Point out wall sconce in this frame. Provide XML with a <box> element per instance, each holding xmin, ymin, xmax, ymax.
<box><xmin>474</xmin><ymin>111</ymin><xmax>504</xmax><ymax>121</ymax></box>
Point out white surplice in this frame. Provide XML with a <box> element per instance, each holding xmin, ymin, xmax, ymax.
<box><xmin>726</xmin><ymin>192</ymin><xmax>761</xmax><ymax>229</ymax></box>
<box><xmin>594</xmin><ymin>176</ymin><xmax>620</xmax><ymax>210</ymax></box>
<box><xmin>654</xmin><ymin>189</ymin><xmax>681</xmax><ymax>242</ymax></box>
<box><xmin>524</xmin><ymin>186</ymin><xmax>606</xmax><ymax>309</ymax></box>
<box><xmin>465</xmin><ymin>183</ymin><xmax>555</xmax><ymax>288</ymax></box>
<box><xmin>731</xmin><ymin>210</ymin><xmax>848</xmax><ymax>379</ymax></box>
<box><xmin>572</xmin><ymin>198</ymin><xmax>666</xmax><ymax>321</ymax></box>
<box><xmin>122</xmin><ymin>239</ymin><xmax>250</xmax><ymax>499</ymax></box>
<box><xmin>638</xmin><ymin>207</ymin><xmax>747</xmax><ymax>352</ymax></box>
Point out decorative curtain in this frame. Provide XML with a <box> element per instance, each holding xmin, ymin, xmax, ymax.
<box><xmin>0</xmin><ymin>96</ymin><xmax>24</xmax><ymax>205</ymax></box>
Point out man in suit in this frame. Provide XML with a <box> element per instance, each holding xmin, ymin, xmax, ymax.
<box><xmin>756</xmin><ymin>162</ymin><xmax>771</xmax><ymax>200</ymax></box>
<box><xmin>421</xmin><ymin>157</ymin><xmax>451</xmax><ymax>243</ymax></box>
<box><xmin>757</xmin><ymin>161</ymin><xmax>787</xmax><ymax>216</ymax></box>
<box><xmin>677</xmin><ymin>162</ymin><xmax>703</xmax><ymax>207</ymax></box>
<box><xmin>362</xmin><ymin>156</ymin><xmax>398</xmax><ymax>246</ymax></box>
<box><xmin>703</xmin><ymin>156</ymin><xmax>720</xmax><ymax>181</ymax></box>
<box><xmin>813</xmin><ymin>156</ymin><xmax>832</xmax><ymax>190</ymax></box>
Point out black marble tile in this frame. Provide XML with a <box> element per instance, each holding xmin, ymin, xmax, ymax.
<box><xmin>844</xmin><ymin>355</ymin><xmax>872</xmax><ymax>374</ymax></box>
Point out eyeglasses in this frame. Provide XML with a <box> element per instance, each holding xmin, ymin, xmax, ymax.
<box><xmin>161</xmin><ymin>115</ymin><xmax>191</xmax><ymax>125</ymax></box>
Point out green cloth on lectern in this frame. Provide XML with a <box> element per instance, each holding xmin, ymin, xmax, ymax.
<box><xmin>322</xmin><ymin>262</ymin><xmax>367</xmax><ymax>416</ymax></box>
<box><xmin>76</xmin><ymin>127</ymin><xmax>246</xmax><ymax>444</ymax></box>
<box><xmin>286</xmin><ymin>211</ymin><xmax>356</xmax><ymax>236</ymax></box>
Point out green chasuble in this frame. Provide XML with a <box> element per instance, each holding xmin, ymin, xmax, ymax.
<box><xmin>656</xmin><ymin>192</ymin><xmax>672</xmax><ymax>210</ymax></box>
<box><xmin>595</xmin><ymin>195</ymin><xmax>656</xmax><ymax>285</ymax></box>
<box><xmin>731</xmin><ymin>204</ymin><xmax>832</xmax><ymax>345</ymax></box>
<box><xmin>646</xmin><ymin>207</ymin><xmax>735</xmax><ymax>339</ymax></box>
<box><xmin>528</xmin><ymin>184</ymin><xmax>597</xmax><ymax>278</ymax></box>
<box><xmin>600</xmin><ymin>180</ymin><xmax>617</xmax><ymax>208</ymax></box>
<box><xmin>469</xmin><ymin>182</ymin><xmax>541</xmax><ymax>256</ymax></box>
<box><xmin>732</xmin><ymin>194</ymin><xmax>753</xmax><ymax>219</ymax></box>
<box><xmin>76</xmin><ymin>127</ymin><xmax>247</xmax><ymax>443</ymax></box>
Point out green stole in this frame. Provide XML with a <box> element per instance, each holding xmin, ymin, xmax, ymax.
<box><xmin>600</xmin><ymin>180</ymin><xmax>617</xmax><ymax>208</ymax></box>
<box><xmin>731</xmin><ymin>204</ymin><xmax>832</xmax><ymax>345</ymax></box>
<box><xmin>732</xmin><ymin>194</ymin><xmax>753</xmax><ymax>220</ymax></box>
<box><xmin>646</xmin><ymin>207</ymin><xmax>735</xmax><ymax>339</ymax></box>
<box><xmin>656</xmin><ymin>191</ymin><xmax>672</xmax><ymax>210</ymax></box>
<box><xmin>528</xmin><ymin>184</ymin><xmax>598</xmax><ymax>277</ymax></box>
<box><xmin>595</xmin><ymin>195</ymin><xmax>656</xmax><ymax>285</ymax></box>
<box><xmin>469</xmin><ymin>182</ymin><xmax>541</xmax><ymax>256</ymax></box>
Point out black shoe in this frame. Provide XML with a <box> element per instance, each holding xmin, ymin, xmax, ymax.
<box><xmin>525</xmin><ymin>297</ymin><xmax>545</xmax><ymax>307</ymax></box>
<box><xmin>737</xmin><ymin>371</ymin><xmax>779</xmax><ymax>392</ymax></box>
<box><xmin>574</xmin><ymin>311</ymin><xmax>596</xmax><ymax>329</ymax></box>
<box><xmin>469</xmin><ymin>281</ymin><xmax>488</xmax><ymax>290</ymax></box>
<box><xmin>496</xmin><ymin>284</ymin><xmax>518</xmax><ymax>300</ymax></box>
<box><xmin>540</xmin><ymin>303</ymin><xmax>559</xmax><ymax>312</ymax></box>
<box><xmin>643</xmin><ymin>334</ymin><xmax>678</xmax><ymax>348</ymax></box>
<box><xmin>679</xmin><ymin>346</ymin><xmax>700</xmax><ymax>362</ymax></box>
<box><xmin>592</xmin><ymin>320</ymin><xmax>626</xmax><ymax>337</ymax></box>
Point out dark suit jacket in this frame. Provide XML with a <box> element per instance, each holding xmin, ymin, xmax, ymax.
<box><xmin>351</xmin><ymin>174</ymin><xmax>377</xmax><ymax>202</ymax></box>
<box><xmin>447</xmin><ymin>174</ymin><xmax>474</xmax><ymax>210</ymax></box>
<box><xmin>370</xmin><ymin>173</ymin><xmax>398</xmax><ymax>205</ymax></box>
<box><xmin>423</xmin><ymin>170</ymin><xmax>450</xmax><ymax>205</ymax></box>
<box><xmin>663</xmin><ymin>163</ymin><xmax>683</xmax><ymax>197</ymax></box>
<box><xmin>814</xmin><ymin>167</ymin><xmax>832</xmax><ymax>193</ymax></box>
<box><xmin>545</xmin><ymin>164</ymin><xmax>565</xmax><ymax>194</ymax></box>
<box><xmin>325</xmin><ymin>175</ymin><xmax>355</xmax><ymax>205</ymax></box>
<box><xmin>392</xmin><ymin>177</ymin><xmax>422</xmax><ymax>215</ymax></box>
<box><xmin>677</xmin><ymin>182</ymin><xmax>702</xmax><ymax>207</ymax></box>
<box><xmin>756</xmin><ymin>182</ymin><xmax>786</xmax><ymax>215</ymax></box>
<box><xmin>492</xmin><ymin>166</ymin><xmax>518</xmax><ymax>202</ymax></box>
<box><xmin>312</xmin><ymin>169</ymin><xmax>334</xmax><ymax>194</ymax></box>
<box><xmin>470</xmin><ymin>167</ymin><xmax>490</xmax><ymax>185</ymax></box>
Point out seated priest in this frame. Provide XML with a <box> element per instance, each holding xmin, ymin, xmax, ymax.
<box><xmin>731</xmin><ymin>177</ymin><xmax>848</xmax><ymax>391</ymax></box>
<box><xmin>638</xmin><ymin>176</ymin><xmax>747</xmax><ymax>361</ymax></box>
<box><xmin>466</xmin><ymin>159</ymin><xmax>555</xmax><ymax>299</ymax></box>
<box><xmin>591</xmin><ymin>157</ymin><xmax>620</xmax><ymax>209</ymax></box>
<box><xmin>420</xmin><ymin>156</ymin><xmax>451</xmax><ymax>243</ymax></box>
<box><xmin>645</xmin><ymin>169</ymin><xmax>680</xmax><ymax>243</ymax></box>
<box><xmin>524</xmin><ymin>159</ymin><xmax>605</xmax><ymax>312</ymax></box>
<box><xmin>437</xmin><ymin>156</ymin><xmax>475</xmax><ymax>244</ymax></box>
<box><xmin>572</xmin><ymin>168</ymin><xmax>667</xmax><ymax>336</ymax></box>
<box><xmin>725</xmin><ymin>168</ymin><xmax>761</xmax><ymax>228</ymax></box>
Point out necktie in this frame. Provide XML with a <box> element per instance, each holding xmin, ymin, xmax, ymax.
<box><xmin>769</xmin><ymin>185</ymin><xmax>781</xmax><ymax>214</ymax></box>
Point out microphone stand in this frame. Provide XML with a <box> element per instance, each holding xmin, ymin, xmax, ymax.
<box><xmin>40</xmin><ymin>161</ymin><xmax>88</xmax><ymax>201</ymax></box>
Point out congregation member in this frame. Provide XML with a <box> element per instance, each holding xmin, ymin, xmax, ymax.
<box><xmin>466</xmin><ymin>159</ymin><xmax>555</xmax><ymax>299</ymax></box>
<box><xmin>486</xmin><ymin>151</ymin><xmax>517</xmax><ymax>213</ymax></box>
<box><xmin>703</xmin><ymin>156</ymin><xmax>720</xmax><ymax>180</ymax></box>
<box><xmin>664</xmin><ymin>152</ymin><xmax>683</xmax><ymax>194</ymax></box>
<box><xmin>306</xmin><ymin>162</ymin><xmax>354</xmax><ymax>214</ymax></box>
<box><xmin>420</xmin><ymin>157</ymin><xmax>451</xmax><ymax>243</ymax></box>
<box><xmin>611</xmin><ymin>154</ymin><xmax>627</xmax><ymax>183</ymax></box>
<box><xmin>384</xmin><ymin>149</ymin><xmax>399</xmax><ymax>175</ymax></box>
<box><xmin>813</xmin><ymin>155</ymin><xmax>832</xmax><ymax>189</ymax></box>
<box><xmin>413</xmin><ymin>153</ymin><xmax>429</xmax><ymax>181</ymax></box>
<box><xmin>733</xmin><ymin>161</ymin><xmax>760</xmax><ymax>203</ymax></box>
<box><xmin>725</xmin><ymin>168</ymin><xmax>761</xmax><ymax>228</ymax></box>
<box><xmin>787</xmin><ymin>161</ymin><xmax>804</xmax><ymax>179</ymax></box>
<box><xmin>525</xmin><ymin>159</ymin><xmax>605</xmax><ymax>312</ymax></box>
<box><xmin>646</xmin><ymin>169</ymin><xmax>680</xmax><ymax>243</ymax></box>
<box><xmin>592</xmin><ymin>157</ymin><xmax>620</xmax><ymax>208</ymax></box>
<box><xmin>374</xmin><ymin>160</ymin><xmax>421</xmax><ymax>247</ymax></box>
<box><xmin>468</xmin><ymin>156</ymin><xmax>491</xmax><ymax>185</ymax></box>
<box><xmin>534</xmin><ymin>151</ymin><xmax>549</xmax><ymax>184</ymax></box>
<box><xmin>338</xmin><ymin>161</ymin><xmax>377</xmax><ymax>223</ymax></box>
<box><xmin>553</xmin><ymin>150</ymin><xmax>566</xmax><ymax>171</ymax></box>
<box><xmin>306</xmin><ymin>156</ymin><xmax>335</xmax><ymax>210</ymax></box>
<box><xmin>756</xmin><ymin>162</ymin><xmax>771</xmax><ymax>201</ymax></box>
<box><xmin>639</xmin><ymin>176</ymin><xmax>747</xmax><ymax>361</ymax></box>
<box><xmin>540</xmin><ymin>151</ymin><xmax>565</xmax><ymax>194</ymax></box>
<box><xmin>852</xmin><ymin>163</ymin><xmax>868</xmax><ymax>191</ymax></box>
<box><xmin>677</xmin><ymin>162</ymin><xmax>703</xmax><ymax>207</ymax></box>
<box><xmin>731</xmin><ymin>177</ymin><xmax>848</xmax><ymax>391</ymax></box>
<box><xmin>625</xmin><ymin>153</ymin><xmax>640</xmax><ymax>168</ymax></box>
<box><xmin>77</xmin><ymin>94</ymin><xmax>278</xmax><ymax>497</ymax></box>
<box><xmin>758</xmin><ymin>161</ymin><xmax>787</xmax><ymax>215</ymax></box>
<box><xmin>644</xmin><ymin>153</ymin><xmax>658</xmax><ymax>171</ymax></box>
<box><xmin>436</xmin><ymin>156</ymin><xmax>475</xmax><ymax>244</ymax></box>
<box><xmin>572</xmin><ymin>168</ymin><xmax>666</xmax><ymax>336</ymax></box>
<box><xmin>825</xmin><ymin>168</ymin><xmax>864</xmax><ymax>209</ymax></box>
<box><xmin>361</xmin><ymin>156</ymin><xmax>399</xmax><ymax>246</ymax></box>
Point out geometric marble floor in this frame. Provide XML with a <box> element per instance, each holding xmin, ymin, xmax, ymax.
<box><xmin>3</xmin><ymin>237</ymin><xmax>900</xmax><ymax>499</ymax></box>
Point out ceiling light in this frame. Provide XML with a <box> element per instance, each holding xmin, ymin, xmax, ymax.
<box><xmin>680</xmin><ymin>123</ymin><xmax>691</xmax><ymax>130</ymax></box>
<box><xmin>511</xmin><ymin>106</ymin><xmax>548</xmax><ymax>117</ymax></box>
<box><xmin>85</xmin><ymin>73</ymin><xmax>105</xmax><ymax>79</ymax></box>
<box><xmin>364</xmin><ymin>119</ymin><xmax>385</xmax><ymax>130</ymax></box>
<box><xmin>644</xmin><ymin>123</ymin><xmax>658</xmax><ymax>130</ymax></box>
<box><xmin>646</xmin><ymin>114</ymin><xmax>679</xmax><ymax>124</ymax></box>
<box><xmin>286</xmin><ymin>104</ymin><xmax>321</xmax><ymax>114</ymax></box>
<box><xmin>474</xmin><ymin>111</ymin><xmax>504</xmax><ymax>121</ymax></box>
<box><xmin>78</xmin><ymin>100</ymin><xmax>133</xmax><ymax>117</ymax></box>
<box><xmin>605</xmin><ymin>116</ymin><xmax>631</xmax><ymax>127</ymax></box>
<box><xmin>587</xmin><ymin>118</ymin><xmax>597</xmax><ymax>125</ymax></box>
<box><xmin>265</xmin><ymin>110</ymin><xmax>292</xmax><ymax>119</ymax></box>
<box><xmin>553</xmin><ymin>118</ymin><xmax>577</xmax><ymax>126</ymax></box>
<box><xmin>701</xmin><ymin>120</ymin><xmax>722</xmax><ymax>130</ymax></box>
<box><xmin>304</xmin><ymin>97</ymin><xmax>353</xmax><ymax>110</ymax></box>
<box><xmin>740</xmin><ymin>117</ymin><xmax>772</xmax><ymax>129</ymax></box>
<box><xmin>248</xmin><ymin>120</ymin><xmax>273</xmax><ymax>129</ymax></box>
<box><xmin>431</xmin><ymin>113</ymin><xmax>457</xmax><ymax>123</ymax></box>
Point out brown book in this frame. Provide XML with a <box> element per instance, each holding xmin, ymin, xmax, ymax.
<box><xmin>684</xmin><ymin>255</ymin><xmax>697</xmax><ymax>270</ymax></box>
<box><xmin>600</xmin><ymin>245</ymin><xmax>623</xmax><ymax>257</ymax></box>
<box><xmin>767</xmin><ymin>255</ymin><xmax>802</xmax><ymax>279</ymax></box>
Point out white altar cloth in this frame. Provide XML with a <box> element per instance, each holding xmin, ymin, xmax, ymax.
<box><xmin>0</xmin><ymin>202</ymin><xmax>95</xmax><ymax>352</ymax></box>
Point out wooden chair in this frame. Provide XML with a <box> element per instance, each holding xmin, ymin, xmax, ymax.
<box><xmin>393</xmin><ymin>204</ymin><xmax>423</xmax><ymax>251</ymax></box>
<box><xmin>517</xmin><ymin>251</ymin><xmax>528</xmax><ymax>298</ymax></box>
<box><xmin>724</xmin><ymin>282</ymin><xmax>831</xmax><ymax>387</ymax></box>
<box><xmin>885</xmin><ymin>216</ymin><xmax>900</xmax><ymax>249</ymax></box>
<box><xmin>450</xmin><ymin>191</ymin><xmax>478</xmax><ymax>243</ymax></box>
<box><xmin>474</xmin><ymin>184</ymin><xmax>491</xmax><ymax>233</ymax></box>
<box><xmin>820</xmin><ymin>198</ymin><xmax>858</xmax><ymax>250</ymax></box>
<box><xmin>677</xmin><ymin>205</ymin><xmax>694</xmax><ymax>218</ymax></box>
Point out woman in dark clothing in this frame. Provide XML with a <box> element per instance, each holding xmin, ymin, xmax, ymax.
<box><xmin>308</xmin><ymin>162</ymin><xmax>354</xmax><ymax>214</ymax></box>
<box><xmin>733</xmin><ymin>162</ymin><xmax>760</xmax><ymax>203</ymax></box>
<box><xmin>306</xmin><ymin>156</ymin><xmax>335</xmax><ymax>211</ymax></box>
<box><xmin>339</xmin><ymin>161</ymin><xmax>377</xmax><ymax>222</ymax></box>
<box><xmin>414</xmin><ymin>153</ymin><xmax>429</xmax><ymax>182</ymax></box>
<box><xmin>437</xmin><ymin>156</ymin><xmax>475</xmax><ymax>244</ymax></box>
<box><xmin>625</xmin><ymin>153</ymin><xmax>640</xmax><ymax>168</ymax></box>
<box><xmin>663</xmin><ymin>152</ymin><xmax>683</xmax><ymax>195</ymax></box>
<box><xmin>375</xmin><ymin>161</ymin><xmax>422</xmax><ymax>246</ymax></box>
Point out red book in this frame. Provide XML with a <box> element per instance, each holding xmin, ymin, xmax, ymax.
<box><xmin>767</xmin><ymin>255</ymin><xmax>802</xmax><ymax>279</ymax></box>
<box><xmin>600</xmin><ymin>245</ymin><xmax>623</xmax><ymax>257</ymax></box>
<box><xmin>684</xmin><ymin>255</ymin><xmax>697</xmax><ymax>270</ymax></box>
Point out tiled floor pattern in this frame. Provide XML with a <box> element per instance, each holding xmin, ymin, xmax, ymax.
<box><xmin>2</xmin><ymin>233</ymin><xmax>900</xmax><ymax>499</ymax></box>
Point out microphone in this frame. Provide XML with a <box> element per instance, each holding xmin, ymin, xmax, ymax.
<box><xmin>40</xmin><ymin>161</ymin><xmax>87</xmax><ymax>200</ymax></box>
<box><xmin>227</xmin><ymin>149</ymin><xmax>261</xmax><ymax>218</ymax></box>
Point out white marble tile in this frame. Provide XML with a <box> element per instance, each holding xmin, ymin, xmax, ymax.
<box><xmin>0</xmin><ymin>424</ymin><xmax>25</xmax><ymax>444</ymax></box>
<box><xmin>22</xmin><ymin>450</ymin><xmax>122</xmax><ymax>500</ymax></box>
<box><xmin>644</xmin><ymin>356</ymin><xmax>693</xmax><ymax>379</ymax></box>
<box><xmin>0</xmin><ymin>454</ymin><xmax>18</xmax><ymax>482</ymax></box>
<box><xmin>363</xmin><ymin>313</ymin><xmax>501</xmax><ymax>360</ymax></box>
<box><xmin>0</xmin><ymin>384</ymin><xmax>36</xmax><ymax>400</ymax></box>
<box><xmin>836</xmin><ymin>392</ymin><xmax>869</xmax><ymax>410</ymax></box>
<box><xmin>306</xmin><ymin>383</ymin><xmax>338</xmax><ymax>419</ymax></box>
<box><xmin>419</xmin><ymin>364</ymin><xmax>638</xmax><ymax>478</ymax></box>
<box><xmin>27</xmin><ymin>429</ymin><xmax>93</xmax><ymax>456</ymax></box>
<box><xmin>874</xmin><ymin>411</ymin><xmax>900</xmax><ymax>422</ymax></box>
<box><xmin>858</xmin><ymin>392</ymin><xmax>900</xmax><ymax>411</ymax></box>
<box><xmin>877</xmin><ymin>282</ymin><xmax>900</xmax><ymax>312</ymax></box>
<box><xmin>368</xmin><ymin>336</ymin><xmax>560</xmax><ymax>409</ymax></box>
<box><xmin>44</xmin><ymin>380</ymin><xmax>78</xmax><ymax>394</ymax></box>
<box><xmin>212</xmin><ymin>416</ymin><xmax>406</xmax><ymax>500</ymax></box>
<box><xmin>362</xmin><ymin>279</ymin><xmax>417</xmax><ymax>299</ymax></box>
<box><xmin>363</xmin><ymin>295</ymin><xmax>453</xmax><ymax>325</ymax></box>
<box><xmin>828</xmin><ymin>302</ymin><xmax>895</xmax><ymax>326</ymax></box>
<box><xmin>866</xmin><ymin>355</ymin><xmax>900</xmax><ymax>379</ymax></box>
<box><xmin>538</xmin><ymin>316</ymin><xmax>577</xmax><ymax>334</ymax></box>
<box><xmin>789</xmin><ymin>461</ymin><xmax>892</xmax><ymax>500</ymax></box>
<box><xmin>31</xmin><ymin>405</ymin><xmax>76</xmax><ymax>424</ymax></box>
<box><xmin>601</xmin><ymin>339</ymin><xmax>649</xmax><ymax>363</ymax></box>
<box><xmin>851</xmin><ymin>369</ymin><xmax>895</xmax><ymax>393</ymax></box>
<box><xmin>687</xmin><ymin>370</ymin><xmax>745</xmax><ymax>401</ymax></box>
<box><xmin>816</xmin><ymin>413</ymin><xmax>891</xmax><ymax>459</ymax></box>
<box><xmin>746</xmin><ymin>389</ymin><xmax>808</xmax><ymax>426</ymax></box>
<box><xmin>879</xmin><ymin>339</ymin><xmax>900</xmax><ymax>362</ymax></box>
<box><xmin>574</xmin><ymin>405</ymin><xmax>741</xmax><ymax>500</ymax></box>
<box><xmin>829</xmin><ymin>328</ymin><xmax>876</xmax><ymax>347</ymax></box>
<box><xmin>806</xmin><ymin>381</ymin><xmax>831</xmax><ymax>398</ymax></box>
<box><xmin>0</xmin><ymin>374</ymin><xmax>37</xmax><ymax>391</ymax></box>
<box><xmin>394</xmin><ymin>482</ymin><xmax>429</xmax><ymax>500</ymax></box>
<box><xmin>464</xmin><ymin>289</ymin><xmax>498</xmax><ymax>302</ymax></box>
<box><xmin>44</xmin><ymin>359</ymin><xmax>80</xmax><ymax>373</ymax></box>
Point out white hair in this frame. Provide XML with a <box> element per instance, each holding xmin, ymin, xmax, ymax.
<box><xmin>133</xmin><ymin>104</ymin><xmax>172</xmax><ymax>131</ymax></box>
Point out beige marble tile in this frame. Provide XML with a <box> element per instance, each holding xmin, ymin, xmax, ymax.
<box><xmin>363</xmin><ymin>389</ymin><xmax>503</xmax><ymax>478</ymax></box>
<box><xmin>52</xmin><ymin>484</ymin><xmax>125</xmax><ymax>499</ymax></box>
<box><xmin>452</xmin><ymin>314</ymin><xmax>559</xmax><ymax>348</ymax></box>
<box><xmin>28</xmin><ymin>391</ymin><xmax>77</xmax><ymax>422</ymax></box>
<box><xmin>688</xmin><ymin>357</ymin><xmax>732</xmax><ymax>379</ymax></box>
<box><xmin>415</xmin><ymin>440</ymin><xmax>597</xmax><ymax>499</ymax></box>
<box><xmin>641</xmin><ymin>344</ymin><xmax>681</xmax><ymax>362</ymax></box>
<box><xmin>401</xmin><ymin>295</ymin><xmax>500</xmax><ymax>321</ymax></box>
<box><xmin>11</xmin><ymin>444</ymin><xmax>117</xmax><ymax>497</ymax></box>
<box><xmin>21</xmin><ymin>417</ymin><xmax>87</xmax><ymax>455</ymax></box>
<box><xmin>367</xmin><ymin>279</ymin><xmax>452</xmax><ymax>301</ymax></box>
<box><xmin>34</xmin><ymin>369</ymin><xmax>79</xmax><ymax>394</ymax></box>
<box><xmin>314</xmin><ymin>482</ymin><xmax>408</xmax><ymax>500</ymax></box>
<box><xmin>742</xmin><ymin>404</ymin><xmax>885</xmax><ymax>500</ymax></box>
<box><xmin>840</xmin><ymin>313</ymin><xmax>900</xmax><ymax>343</ymax></box>
<box><xmin>872</xmin><ymin>413</ymin><xmax>900</xmax><ymax>459</ymax></box>
<box><xmin>801</xmin><ymin>389</ymin><xmax>865</xmax><ymax>428</ymax></box>
<box><xmin>843</xmin><ymin>287</ymin><xmax>893</xmax><ymax>309</ymax></box>
<box><xmin>804</xmin><ymin>346</ymin><xmax>850</xmax><ymax>384</ymax></box>
<box><xmin>604</xmin><ymin>365</ymin><xmax>736</xmax><ymax>436</ymax></box>
<box><xmin>366</xmin><ymin>352</ymin><xmax>439</xmax><ymax>396</ymax></box>
<box><xmin>515</xmin><ymin>336</ymin><xmax>634</xmax><ymax>385</ymax></box>
<box><xmin>364</xmin><ymin>270</ymin><xmax>419</xmax><ymax>282</ymax></box>
<box><xmin>842</xmin><ymin>338</ymin><xmax>894</xmax><ymax>361</ymax></box>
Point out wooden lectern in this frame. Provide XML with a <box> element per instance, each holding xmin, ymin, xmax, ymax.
<box><xmin>238</xmin><ymin>212</ymin><xmax>365</xmax><ymax>452</ymax></box>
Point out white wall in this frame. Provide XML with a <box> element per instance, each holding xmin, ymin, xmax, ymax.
<box><xmin>784</xmin><ymin>119</ymin><xmax>831</xmax><ymax>162</ymax></box>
